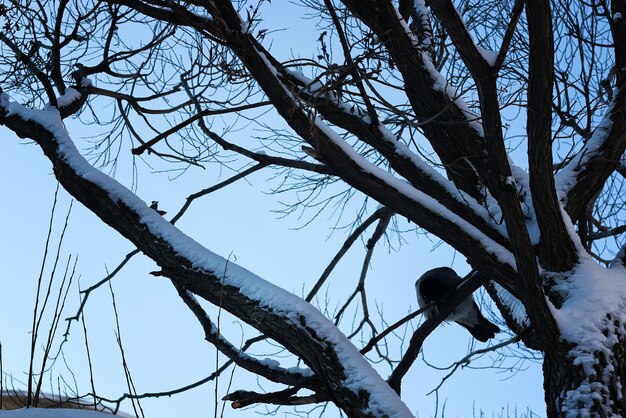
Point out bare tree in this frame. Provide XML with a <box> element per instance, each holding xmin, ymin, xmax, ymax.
<box><xmin>1</xmin><ymin>0</ymin><xmax>625</xmax><ymax>417</ymax></box>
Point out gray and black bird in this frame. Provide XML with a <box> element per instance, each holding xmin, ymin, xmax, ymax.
<box><xmin>415</xmin><ymin>267</ymin><xmax>500</xmax><ymax>342</ymax></box>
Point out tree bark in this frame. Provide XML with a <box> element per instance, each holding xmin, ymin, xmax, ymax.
<box><xmin>543</xmin><ymin>333</ymin><xmax>626</xmax><ymax>417</ymax></box>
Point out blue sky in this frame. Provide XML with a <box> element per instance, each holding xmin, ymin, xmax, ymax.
<box><xmin>1</xmin><ymin>2</ymin><xmax>546</xmax><ymax>417</ymax></box>
<box><xmin>0</xmin><ymin>112</ymin><xmax>545</xmax><ymax>418</ymax></box>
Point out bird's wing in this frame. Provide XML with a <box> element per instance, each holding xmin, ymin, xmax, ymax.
<box><xmin>450</xmin><ymin>299</ymin><xmax>482</xmax><ymax>325</ymax></box>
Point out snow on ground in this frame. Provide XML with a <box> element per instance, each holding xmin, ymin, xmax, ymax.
<box><xmin>0</xmin><ymin>409</ymin><xmax>115</xmax><ymax>418</ymax></box>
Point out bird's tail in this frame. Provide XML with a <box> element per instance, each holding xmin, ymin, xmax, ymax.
<box><xmin>456</xmin><ymin>317</ymin><xmax>500</xmax><ymax>342</ymax></box>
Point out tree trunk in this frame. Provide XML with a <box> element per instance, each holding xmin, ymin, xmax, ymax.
<box><xmin>543</xmin><ymin>337</ymin><xmax>626</xmax><ymax>417</ymax></box>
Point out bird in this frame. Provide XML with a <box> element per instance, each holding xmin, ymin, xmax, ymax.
<box><xmin>415</xmin><ymin>267</ymin><xmax>500</xmax><ymax>342</ymax></box>
<box><xmin>150</xmin><ymin>200</ymin><xmax>167</xmax><ymax>216</ymax></box>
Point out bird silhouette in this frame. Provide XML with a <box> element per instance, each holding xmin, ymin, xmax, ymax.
<box><xmin>415</xmin><ymin>267</ymin><xmax>500</xmax><ymax>342</ymax></box>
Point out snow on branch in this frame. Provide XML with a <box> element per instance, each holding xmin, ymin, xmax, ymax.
<box><xmin>555</xmin><ymin>87</ymin><xmax>626</xmax><ymax>221</ymax></box>
<box><xmin>174</xmin><ymin>283</ymin><xmax>315</xmax><ymax>387</ymax></box>
<box><xmin>279</xmin><ymin>66</ymin><xmax>508</xmax><ymax>247</ymax></box>
<box><xmin>548</xmin><ymin>257</ymin><xmax>626</xmax><ymax>415</ymax></box>
<box><xmin>312</xmin><ymin>115</ymin><xmax>516</xmax><ymax>270</ymax></box>
<box><xmin>0</xmin><ymin>94</ymin><xmax>414</xmax><ymax>418</ymax></box>
<box><xmin>555</xmin><ymin>99</ymin><xmax>616</xmax><ymax>199</ymax></box>
<box><xmin>220</xmin><ymin>30</ymin><xmax>519</xmax><ymax>294</ymax></box>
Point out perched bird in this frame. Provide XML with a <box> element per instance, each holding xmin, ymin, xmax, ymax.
<box><xmin>415</xmin><ymin>267</ymin><xmax>500</xmax><ymax>342</ymax></box>
<box><xmin>150</xmin><ymin>200</ymin><xmax>167</xmax><ymax>216</ymax></box>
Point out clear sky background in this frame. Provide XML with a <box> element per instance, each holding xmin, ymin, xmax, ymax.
<box><xmin>1</xmin><ymin>2</ymin><xmax>545</xmax><ymax>417</ymax></box>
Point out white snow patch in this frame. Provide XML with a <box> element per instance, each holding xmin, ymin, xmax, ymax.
<box><xmin>80</xmin><ymin>77</ymin><xmax>93</xmax><ymax>88</ymax></box>
<box><xmin>55</xmin><ymin>88</ymin><xmax>81</xmax><ymax>108</ymax></box>
<box><xmin>240</xmin><ymin>20</ymin><xmax>249</xmax><ymax>33</ymax></box>
<box><xmin>421</xmin><ymin>52</ymin><xmax>485</xmax><ymax>136</ymax></box>
<box><xmin>287</xmin><ymin>365</ymin><xmax>314</xmax><ymax>376</ymax></box>
<box><xmin>393</xmin><ymin>4</ymin><xmax>418</xmax><ymax>43</ymax></box>
<box><xmin>0</xmin><ymin>409</ymin><xmax>119</xmax><ymax>417</ymax></box>
<box><xmin>411</xmin><ymin>0</ymin><xmax>433</xmax><ymax>50</ymax></box>
<box><xmin>477</xmin><ymin>46</ymin><xmax>498</xmax><ymax>66</ymax></box>
<box><xmin>551</xmin><ymin>259</ymin><xmax>626</xmax><ymax>373</ymax></box>
<box><xmin>492</xmin><ymin>282</ymin><xmax>530</xmax><ymax>327</ymax></box>
<box><xmin>508</xmin><ymin>164</ymin><xmax>541</xmax><ymax>244</ymax></box>
<box><xmin>259</xmin><ymin>358</ymin><xmax>281</xmax><ymax>369</ymax></box>
<box><xmin>555</xmin><ymin>100</ymin><xmax>615</xmax><ymax>201</ymax></box>
<box><xmin>610</xmin><ymin>247</ymin><xmax>626</xmax><ymax>270</ymax></box>
<box><xmin>549</xmin><ymin>257</ymin><xmax>626</xmax><ymax>417</ymax></box>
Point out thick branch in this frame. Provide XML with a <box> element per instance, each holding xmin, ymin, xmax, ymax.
<box><xmin>0</xmin><ymin>103</ymin><xmax>411</xmax><ymax>417</ymax></box>
<box><xmin>223</xmin><ymin>387</ymin><xmax>329</xmax><ymax>409</ymax></box>
<box><xmin>477</xmin><ymin>75</ymin><xmax>561</xmax><ymax>349</ymax></box>
<box><xmin>278</xmin><ymin>67</ymin><xmax>509</xmax><ymax>249</ymax></box>
<box><xmin>427</xmin><ymin>0</ymin><xmax>491</xmax><ymax>76</ymax></box>
<box><xmin>340</xmin><ymin>0</ymin><xmax>492</xmax><ymax>201</ymax></box>
<box><xmin>526</xmin><ymin>0</ymin><xmax>578</xmax><ymax>270</ymax></box>
<box><xmin>612</xmin><ymin>0</ymin><xmax>626</xmax><ymax>81</ymax></box>
<box><xmin>174</xmin><ymin>282</ymin><xmax>316</xmax><ymax>388</ymax></box>
<box><xmin>562</xmin><ymin>84</ymin><xmax>626</xmax><ymax>221</ymax></box>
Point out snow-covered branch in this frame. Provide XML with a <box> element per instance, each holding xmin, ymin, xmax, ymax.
<box><xmin>0</xmin><ymin>94</ymin><xmax>414</xmax><ymax>418</ymax></box>
<box><xmin>557</xmin><ymin>84</ymin><xmax>626</xmax><ymax>221</ymax></box>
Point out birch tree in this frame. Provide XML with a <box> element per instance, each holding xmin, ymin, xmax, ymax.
<box><xmin>1</xmin><ymin>0</ymin><xmax>625</xmax><ymax>417</ymax></box>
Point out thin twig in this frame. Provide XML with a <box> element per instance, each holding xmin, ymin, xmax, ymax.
<box><xmin>214</xmin><ymin>255</ymin><xmax>232</xmax><ymax>418</ymax></box>
<box><xmin>170</xmin><ymin>164</ymin><xmax>266</xmax><ymax>224</ymax></box>
<box><xmin>28</xmin><ymin>184</ymin><xmax>61</xmax><ymax>406</ymax></box>
<box><xmin>63</xmin><ymin>249</ymin><xmax>140</xmax><ymax>340</ymax></box>
<box><xmin>108</xmin><ymin>281</ymin><xmax>144</xmax><ymax>418</ymax></box>
<box><xmin>0</xmin><ymin>32</ymin><xmax>58</xmax><ymax>106</ymax></box>
<box><xmin>95</xmin><ymin>361</ymin><xmax>232</xmax><ymax>412</ymax></box>
<box><xmin>494</xmin><ymin>0</ymin><xmax>525</xmax><ymax>71</ymax></box>
<box><xmin>306</xmin><ymin>207</ymin><xmax>393</xmax><ymax>302</ymax></box>
<box><xmin>348</xmin><ymin>211</ymin><xmax>392</xmax><ymax>339</ymax></box>
<box><xmin>426</xmin><ymin>336</ymin><xmax>522</xmax><ymax>395</ymax></box>
<box><xmin>79</xmin><ymin>278</ymin><xmax>98</xmax><ymax>410</ymax></box>
<box><xmin>360</xmin><ymin>303</ymin><xmax>433</xmax><ymax>354</ymax></box>
<box><xmin>34</xmin><ymin>254</ymin><xmax>77</xmax><ymax>403</ymax></box>
<box><xmin>0</xmin><ymin>342</ymin><xmax>3</xmax><ymax>409</ymax></box>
